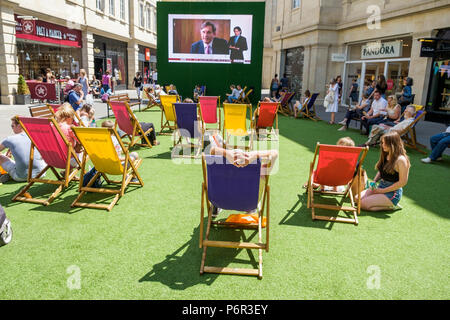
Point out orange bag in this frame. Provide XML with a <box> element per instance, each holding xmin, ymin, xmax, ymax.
<box><xmin>225</xmin><ymin>213</ymin><xmax>266</xmax><ymax>228</ymax></box>
<box><xmin>0</xmin><ymin>165</ymin><xmax>6</xmax><ymax>175</ymax></box>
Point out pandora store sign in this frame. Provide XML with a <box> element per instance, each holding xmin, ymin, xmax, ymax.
<box><xmin>361</xmin><ymin>41</ymin><xmax>402</xmax><ymax>59</ymax></box>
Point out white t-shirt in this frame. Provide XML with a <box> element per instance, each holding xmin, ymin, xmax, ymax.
<box><xmin>371</xmin><ymin>97</ymin><xmax>388</xmax><ymax>116</ymax></box>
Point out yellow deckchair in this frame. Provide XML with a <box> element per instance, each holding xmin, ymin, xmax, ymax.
<box><xmin>160</xmin><ymin>95</ymin><xmax>180</xmax><ymax>135</ymax></box>
<box><xmin>71</xmin><ymin>127</ymin><xmax>144</xmax><ymax>211</ymax></box>
<box><xmin>222</xmin><ymin>103</ymin><xmax>253</xmax><ymax>150</ymax></box>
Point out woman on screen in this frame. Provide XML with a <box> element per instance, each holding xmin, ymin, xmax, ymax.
<box><xmin>228</xmin><ymin>26</ymin><xmax>248</xmax><ymax>63</ymax></box>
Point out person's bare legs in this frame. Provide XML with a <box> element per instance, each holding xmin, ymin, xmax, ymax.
<box><xmin>360</xmin><ymin>189</ymin><xmax>394</xmax><ymax>211</ymax></box>
<box><xmin>330</xmin><ymin>112</ymin><xmax>335</xmax><ymax>124</ymax></box>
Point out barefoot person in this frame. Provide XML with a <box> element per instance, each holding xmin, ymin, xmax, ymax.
<box><xmin>359</xmin><ymin>131</ymin><xmax>410</xmax><ymax>211</ymax></box>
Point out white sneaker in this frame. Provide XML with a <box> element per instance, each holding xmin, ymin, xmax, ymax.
<box><xmin>421</xmin><ymin>157</ymin><xmax>432</xmax><ymax>163</ymax></box>
<box><xmin>338</xmin><ymin>119</ymin><xmax>347</xmax><ymax>125</ymax></box>
<box><xmin>338</xmin><ymin>126</ymin><xmax>347</xmax><ymax>131</ymax></box>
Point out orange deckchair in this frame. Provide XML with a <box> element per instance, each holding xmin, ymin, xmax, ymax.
<box><xmin>71</xmin><ymin>127</ymin><xmax>144</xmax><ymax>211</ymax></box>
<box><xmin>222</xmin><ymin>103</ymin><xmax>253</xmax><ymax>150</ymax></box>
<box><xmin>12</xmin><ymin>116</ymin><xmax>81</xmax><ymax>206</ymax></box>
<box><xmin>107</xmin><ymin>100</ymin><xmax>153</xmax><ymax>149</ymax></box>
<box><xmin>251</xmin><ymin>102</ymin><xmax>279</xmax><ymax>141</ymax></box>
<box><xmin>307</xmin><ymin>143</ymin><xmax>369</xmax><ymax>225</ymax></box>
<box><xmin>160</xmin><ymin>95</ymin><xmax>180</xmax><ymax>135</ymax></box>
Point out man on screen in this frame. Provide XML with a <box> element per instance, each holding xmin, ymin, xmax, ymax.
<box><xmin>190</xmin><ymin>21</ymin><xmax>229</xmax><ymax>55</ymax></box>
<box><xmin>228</xmin><ymin>26</ymin><xmax>248</xmax><ymax>63</ymax></box>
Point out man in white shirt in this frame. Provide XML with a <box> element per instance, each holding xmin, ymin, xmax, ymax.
<box><xmin>361</xmin><ymin>90</ymin><xmax>387</xmax><ymax>134</ymax></box>
<box><xmin>361</xmin><ymin>105</ymin><xmax>415</xmax><ymax>146</ymax></box>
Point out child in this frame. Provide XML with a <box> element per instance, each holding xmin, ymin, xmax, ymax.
<box><xmin>101</xmin><ymin>120</ymin><xmax>139</xmax><ymax>162</ymax></box>
<box><xmin>55</xmin><ymin>103</ymin><xmax>82</xmax><ymax>166</ymax></box>
<box><xmin>79</xmin><ymin>104</ymin><xmax>96</xmax><ymax>127</ymax></box>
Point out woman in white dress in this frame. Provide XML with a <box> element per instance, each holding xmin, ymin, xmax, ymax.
<box><xmin>326</xmin><ymin>78</ymin><xmax>339</xmax><ymax>124</ymax></box>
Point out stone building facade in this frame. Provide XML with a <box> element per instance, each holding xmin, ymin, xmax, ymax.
<box><xmin>0</xmin><ymin>0</ymin><xmax>157</xmax><ymax>104</ymax></box>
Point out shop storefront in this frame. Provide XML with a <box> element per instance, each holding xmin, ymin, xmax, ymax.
<box><xmin>93</xmin><ymin>35</ymin><xmax>128</xmax><ymax>91</ymax></box>
<box><xmin>424</xmin><ymin>29</ymin><xmax>450</xmax><ymax>123</ymax></box>
<box><xmin>343</xmin><ymin>37</ymin><xmax>412</xmax><ymax>105</ymax></box>
<box><xmin>15</xmin><ymin>15</ymin><xmax>82</xmax><ymax>80</ymax></box>
<box><xmin>138</xmin><ymin>45</ymin><xmax>156</xmax><ymax>84</ymax></box>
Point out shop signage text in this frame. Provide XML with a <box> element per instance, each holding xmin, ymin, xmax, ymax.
<box><xmin>361</xmin><ymin>41</ymin><xmax>402</xmax><ymax>59</ymax></box>
<box><xmin>15</xmin><ymin>15</ymin><xmax>82</xmax><ymax>48</ymax></box>
<box><xmin>331</xmin><ymin>53</ymin><xmax>346</xmax><ymax>62</ymax></box>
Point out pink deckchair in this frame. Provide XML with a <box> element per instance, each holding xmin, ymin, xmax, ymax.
<box><xmin>108</xmin><ymin>100</ymin><xmax>153</xmax><ymax>149</ymax></box>
<box><xmin>198</xmin><ymin>96</ymin><xmax>221</xmax><ymax>132</ymax></box>
<box><xmin>12</xmin><ymin>116</ymin><xmax>81</xmax><ymax>206</ymax></box>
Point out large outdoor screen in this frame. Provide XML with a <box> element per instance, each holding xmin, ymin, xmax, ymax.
<box><xmin>168</xmin><ymin>14</ymin><xmax>253</xmax><ymax>64</ymax></box>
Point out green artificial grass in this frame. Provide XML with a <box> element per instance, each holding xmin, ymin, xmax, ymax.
<box><xmin>0</xmin><ymin>107</ymin><xmax>449</xmax><ymax>300</ymax></box>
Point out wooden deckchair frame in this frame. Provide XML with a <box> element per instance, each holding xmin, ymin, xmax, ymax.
<box><xmin>398</xmin><ymin>110</ymin><xmax>427</xmax><ymax>154</ymax></box>
<box><xmin>47</xmin><ymin>103</ymin><xmax>85</xmax><ymax>126</ymax></box>
<box><xmin>107</xmin><ymin>93</ymin><xmax>131</xmax><ymax>117</ymax></box>
<box><xmin>222</xmin><ymin>103</ymin><xmax>253</xmax><ymax>151</ymax></box>
<box><xmin>160</xmin><ymin>95</ymin><xmax>181</xmax><ymax>135</ymax></box>
<box><xmin>12</xmin><ymin>116</ymin><xmax>81</xmax><ymax>206</ymax></box>
<box><xmin>278</xmin><ymin>91</ymin><xmax>295</xmax><ymax>116</ymax></box>
<box><xmin>298</xmin><ymin>93</ymin><xmax>321</xmax><ymax>121</ymax></box>
<box><xmin>29</xmin><ymin>105</ymin><xmax>54</xmax><ymax>118</ymax></box>
<box><xmin>307</xmin><ymin>143</ymin><xmax>369</xmax><ymax>225</ymax></box>
<box><xmin>172</xmin><ymin>104</ymin><xmax>205</xmax><ymax>159</ymax></box>
<box><xmin>198</xmin><ymin>96</ymin><xmax>222</xmax><ymax>133</ymax></box>
<box><xmin>251</xmin><ymin>102</ymin><xmax>279</xmax><ymax>141</ymax></box>
<box><xmin>199</xmin><ymin>153</ymin><xmax>270</xmax><ymax>279</ymax></box>
<box><xmin>142</xmin><ymin>87</ymin><xmax>162</xmax><ymax>111</ymax></box>
<box><xmin>107</xmin><ymin>100</ymin><xmax>153</xmax><ymax>150</ymax></box>
<box><xmin>71</xmin><ymin>127</ymin><xmax>144</xmax><ymax>211</ymax></box>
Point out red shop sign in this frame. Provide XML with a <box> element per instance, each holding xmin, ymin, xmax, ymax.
<box><xmin>15</xmin><ymin>15</ymin><xmax>82</xmax><ymax>48</ymax></box>
<box><xmin>26</xmin><ymin>81</ymin><xmax>57</xmax><ymax>100</ymax></box>
<box><xmin>145</xmin><ymin>48</ymin><xmax>150</xmax><ymax>61</ymax></box>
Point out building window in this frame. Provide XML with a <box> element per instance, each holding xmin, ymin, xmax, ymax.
<box><xmin>146</xmin><ymin>6</ymin><xmax>151</xmax><ymax>30</ymax></box>
<box><xmin>109</xmin><ymin>0</ymin><xmax>115</xmax><ymax>16</ymax></box>
<box><xmin>292</xmin><ymin>0</ymin><xmax>301</xmax><ymax>9</ymax></box>
<box><xmin>139</xmin><ymin>3</ymin><xmax>144</xmax><ymax>28</ymax></box>
<box><xmin>153</xmin><ymin>9</ymin><xmax>156</xmax><ymax>32</ymax></box>
<box><xmin>120</xmin><ymin>0</ymin><xmax>125</xmax><ymax>20</ymax></box>
<box><xmin>96</xmin><ymin>0</ymin><xmax>105</xmax><ymax>11</ymax></box>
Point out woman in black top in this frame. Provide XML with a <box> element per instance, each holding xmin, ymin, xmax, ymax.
<box><xmin>375</xmin><ymin>74</ymin><xmax>387</xmax><ymax>99</ymax></box>
<box><xmin>359</xmin><ymin>131</ymin><xmax>410</xmax><ymax>211</ymax></box>
<box><xmin>133</xmin><ymin>72</ymin><xmax>143</xmax><ymax>100</ymax></box>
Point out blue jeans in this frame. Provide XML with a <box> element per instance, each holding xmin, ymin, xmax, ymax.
<box><xmin>429</xmin><ymin>132</ymin><xmax>450</xmax><ymax>160</ymax></box>
<box><xmin>228</xmin><ymin>96</ymin><xmax>237</xmax><ymax>103</ymax></box>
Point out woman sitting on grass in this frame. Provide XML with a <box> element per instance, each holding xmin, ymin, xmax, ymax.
<box><xmin>359</xmin><ymin>131</ymin><xmax>410</xmax><ymax>211</ymax></box>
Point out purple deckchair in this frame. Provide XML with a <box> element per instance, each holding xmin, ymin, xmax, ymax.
<box><xmin>173</xmin><ymin>103</ymin><xmax>203</xmax><ymax>157</ymax></box>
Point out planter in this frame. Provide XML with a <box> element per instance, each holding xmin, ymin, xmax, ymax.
<box><xmin>16</xmin><ymin>94</ymin><xmax>31</xmax><ymax>105</ymax></box>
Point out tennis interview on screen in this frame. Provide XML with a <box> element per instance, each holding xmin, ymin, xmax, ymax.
<box><xmin>168</xmin><ymin>14</ymin><xmax>253</xmax><ymax>64</ymax></box>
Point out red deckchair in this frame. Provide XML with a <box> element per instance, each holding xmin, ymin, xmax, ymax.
<box><xmin>278</xmin><ymin>92</ymin><xmax>294</xmax><ymax>116</ymax></box>
<box><xmin>252</xmin><ymin>102</ymin><xmax>279</xmax><ymax>140</ymax></box>
<box><xmin>12</xmin><ymin>116</ymin><xmax>81</xmax><ymax>206</ymax></box>
<box><xmin>198</xmin><ymin>96</ymin><xmax>221</xmax><ymax>132</ymax></box>
<box><xmin>108</xmin><ymin>100</ymin><xmax>153</xmax><ymax>149</ymax></box>
<box><xmin>307</xmin><ymin>143</ymin><xmax>368</xmax><ymax>225</ymax></box>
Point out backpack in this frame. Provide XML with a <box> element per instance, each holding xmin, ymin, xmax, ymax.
<box><xmin>0</xmin><ymin>204</ymin><xmax>13</xmax><ymax>246</ymax></box>
<box><xmin>64</xmin><ymin>90</ymin><xmax>73</xmax><ymax>103</ymax></box>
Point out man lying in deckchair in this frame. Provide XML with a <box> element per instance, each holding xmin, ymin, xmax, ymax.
<box><xmin>207</xmin><ymin>133</ymin><xmax>278</xmax><ymax>218</ymax></box>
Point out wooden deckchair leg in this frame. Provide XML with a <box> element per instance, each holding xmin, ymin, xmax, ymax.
<box><xmin>200</xmin><ymin>205</ymin><xmax>213</xmax><ymax>275</ymax></box>
<box><xmin>199</xmin><ymin>183</ymin><xmax>205</xmax><ymax>249</ymax></box>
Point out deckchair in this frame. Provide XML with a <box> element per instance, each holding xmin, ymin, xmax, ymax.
<box><xmin>235</xmin><ymin>86</ymin><xmax>247</xmax><ymax>104</ymax></box>
<box><xmin>251</xmin><ymin>102</ymin><xmax>279</xmax><ymax>141</ymax></box>
<box><xmin>47</xmin><ymin>103</ymin><xmax>84</xmax><ymax>126</ymax></box>
<box><xmin>142</xmin><ymin>87</ymin><xmax>162</xmax><ymax>111</ymax></box>
<box><xmin>240</xmin><ymin>88</ymin><xmax>253</xmax><ymax>104</ymax></box>
<box><xmin>298</xmin><ymin>93</ymin><xmax>321</xmax><ymax>121</ymax></box>
<box><xmin>307</xmin><ymin>143</ymin><xmax>369</xmax><ymax>225</ymax></box>
<box><xmin>12</xmin><ymin>116</ymin><xmax>81</xmax><ymax>206</ymax></box>
<box><xmin>71</xmin><ymin>127</ymin><xmax>143</xmax><ymax>211</ymax></box>
<box><xmin>173</xmin><ymin>103</ymin><xmax>204</xmax><ymax>158</ymax></box>
<box><xmin>107</xmin><ymin>93</ymin><xmax>130</xmax><ymax>117</ymax></box>
<box><xmin>222</xmin><ymin>103</ymin><xmax>253</xmax><ymax>150</ymax></box>
<box><xmin>29</xmin><ymin>104</ymin><xmax>53</xmax><ymax>118</ymax></box>
<box><xmin>278</xmin><ymin>91</ymin><xmax>295</xmax><ymax>116</ymax></box>
<box><xmin>198</xmin><ymin>96</ymin><xmax>221</xmax><ymax>133</ymax></box>
<box><xmin>160</xmin><ymin>94</ymin><xmax>180</xmax><ymax>135</ymax></box>
<box><xmin>399</xmin><ymin>110</ymin><xmax>427</xmax><ymax>154</ymax></box>
<box><xmin>108</xmin><ymin>100</ymin><xmax>153</xmax><ymax>149</ymax></box>
<box><xmin>199</xmin><ymin>154</ymin><xmax>270</xmax><ymax>279</ymax></box>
